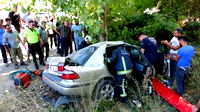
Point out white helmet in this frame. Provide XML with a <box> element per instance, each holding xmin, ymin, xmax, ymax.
<box><xmin>84</xmin><ymin>35</ymin><xmax>92</xmax><ymax>43</ymax></box>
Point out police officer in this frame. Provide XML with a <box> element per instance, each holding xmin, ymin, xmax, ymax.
<box><xmin>24</xmin><ymin>21</ymin><xmax>45</xmax><ymax>69</ymax></box>
<box><xmin>105</xmin><ymin>46</ymin><xmax>133</xmax><ymax>102</ymax></box>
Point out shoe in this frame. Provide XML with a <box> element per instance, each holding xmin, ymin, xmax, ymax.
<box><xmin>5</xmin><ymin>63</ymin><xmax>9</xmax><ymax>67</ymax></box>
<box><xmin>40</xmin><ymin>62</ymin><xmax>46</xmax><ymax>66</ymax></box>
<box><xmin>35</xmin><ymin>65</ymin><xmax>39</xmax><ymax>69</ymax></box>
<box><xmin>20</xmin><ymin>62</ymin><xmax>28</xmax><ymax>66</ymax></box>
<box><xmin>15</xmin><ymin>64</ymin><xmax>19</xmax><ymax>69</ymax></box>
<box><xmin>132</xmin><ymin>99</ymin><xmax>142</xmax><ymax>108</ymax></box>
<box><xmin>167</xmin><ymin>86</ymin><xmax>171</xmax><ymax>89</ymax></box>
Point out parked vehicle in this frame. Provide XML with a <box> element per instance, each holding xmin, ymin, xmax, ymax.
<box><xmin>42</xmin><ymin>41</ymin><xmax>155</xmax><ymax>101</ymax></box>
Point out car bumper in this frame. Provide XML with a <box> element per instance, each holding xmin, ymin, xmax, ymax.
<box><xmin>42</xmin><ymin>73</ymin><xmax>93</xmax><ymax>96</ymax></box>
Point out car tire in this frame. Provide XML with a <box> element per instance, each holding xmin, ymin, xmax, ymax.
<box><xmin>94</xmin><ymin>79</ymin><xmax>115</xmax><ymax>101</ymax></box>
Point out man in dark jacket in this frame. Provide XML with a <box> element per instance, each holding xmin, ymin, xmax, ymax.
<box><xmin>105</xmin><ymin>46</ymin><xmax>133</xmax><ymax>102</ymax></box>
<box><xmin>138</xmin><ymin>33</ymin><xmax>160</xmax><ymax>73</ymax></box>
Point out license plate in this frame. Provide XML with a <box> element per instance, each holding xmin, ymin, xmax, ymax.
<box><xmin>50</xmin><ymin>65</ymin><xmax>57</xmax><ymax>71</ymax></box>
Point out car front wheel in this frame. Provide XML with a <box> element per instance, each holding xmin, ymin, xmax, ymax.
<box><xmin>94</xmin><ymin>79</ymin><xmax>115</xmax><ymax>101</ymax></box>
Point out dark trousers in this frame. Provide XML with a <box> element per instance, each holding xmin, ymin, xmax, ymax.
<box><xmin>175</xmin><ymin>67</ymin><xmax>189</xmax><ymax>96</ymax></box>
<box><xmin>69</xmin><ymin>40</ymin><xmax>73</xmax><ymax>53</ymax></box>
<box><xmin>42</xmin><ymin>42</ymin><xmax>49</xmax><ymax>60</ymax></box>
<box><xmin>56</xmin><ymin>34</ymin><xmax>61</xmax><ymax>54</ymax></box>
<box><xmin>49</xmin><ymin>34</ymin><xmax>57</xmax><ymax>49</ymax></box>
<box><xmin>60</xmin><ymin>37</ymin><xmax>71</xmax><ymax>57</ymax></box>
<box><xmin>28</xmin><ymin>42</ymin><xmax>44</xmax><ymax>66</ymax></box>
<box><xmin>168</xmin><ymin>59</ymin><xmax>177</xmax><ymax>87</ymax></box>
<box><xmin>0</xmin><ymin>44</ymin><xmax>8</xmax><ymax>63</ymax></box>
<box><xmin>115</xmin><ymin>74</ymin><xmax>128</xmax><ymax>101</ymax></box>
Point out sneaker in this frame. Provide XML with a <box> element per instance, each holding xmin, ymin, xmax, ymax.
<box><xmin>15</xmin><ymin>64</ymin><xmax>19</xmax><ymax>69</ymax></box>
<box><xmin>167</xmin><ymin>86</ymin><xmax>171</xmax><ymax>89</ymax></box>
<box><xmin>35</xmin><ymin>65</ymin><xmax>39</xmax><ymax>69</ymax></box>
<box><xmin>5</xmin><ymin>63</ymin><xmax>9</xmax><ymax>67</ymax></box>
<box><xmin>132</xmin><ymin>99</ymin><xmax>142</xmax><ymax>108</ymax></box>
<box><xmin>20</xmin><ymin>62</ymin><xmax>28</xmax><ymax>66</ymax></box>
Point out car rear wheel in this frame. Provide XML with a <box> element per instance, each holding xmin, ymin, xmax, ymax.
<box><xmin>94</xmin><ymin>79</ymin><xmax>115</xmax><ymax>101</ymax></box>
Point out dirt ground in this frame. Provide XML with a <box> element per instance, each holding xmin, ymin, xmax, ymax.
<box><xmin>0</xmin><ymin>46</ymin><xmax>59</xmax><ymax>111</ymax></box>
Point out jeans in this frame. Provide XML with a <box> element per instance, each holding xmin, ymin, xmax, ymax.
<box><xmin>175</xmin><ymin>67</ymin><xmax>189</xmax><ymax>96</ymax></box>
<box><xmin>168</xmin><ymin>59</ymin><xmax>177</xmax><ymax>87</ymax></box>
<box><xmin>60</xmin><ymin>37</ymin><xmax>71</xmax><ymax>57</ymax></box>
<box><xmin>74</xmin><ymin>37</ymin><xmax>82</xmax><ymax>51</ymax></box>
<box><xmin>0</xmin><ymin>44</ymin><xmax>8</xmax><ymax>63</ymax></box>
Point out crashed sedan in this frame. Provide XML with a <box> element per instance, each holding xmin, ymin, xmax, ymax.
<box><xmin>42</xmin><ymin>41</ymin><xmax>155</xmax><ymax>102</ymax></box>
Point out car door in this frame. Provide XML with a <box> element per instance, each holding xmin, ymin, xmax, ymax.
<box><xmin>125</xmin><ymin>45</ymin><xmax>154</xmax><ymax>83</ymax></box>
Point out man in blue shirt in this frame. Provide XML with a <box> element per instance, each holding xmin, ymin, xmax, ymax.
<box><xmin>71</xmin><ymin>19</ymin><xmax>86</xmax><ymax>51</ymax></box>
<box><xmin>168</xmin><ymin>36</ymin><xmax>194</xmax><ymax>96</ymax></box>
<box><xmin>3</xmin><ymin>24</ymin><xmax>28</xmax><ymax>69</ymax></box>
<box><xmin>0</xmin><ymin>19</ymin><xmax>8</xmax><ymax>67</ymax></box>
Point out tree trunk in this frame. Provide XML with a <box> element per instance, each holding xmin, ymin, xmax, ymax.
<box><xmin>101</xmin><ymin>5</ymin><xmax>108</xmax><ymax>41</ymax></box>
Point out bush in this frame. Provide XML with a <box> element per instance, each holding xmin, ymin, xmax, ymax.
<box><xmin>183</xmin><ymin>22</ymin><xmax>200</xmax><ymax>41</ymax></box>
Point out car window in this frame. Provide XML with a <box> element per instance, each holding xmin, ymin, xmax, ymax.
<box><xmin>131</xmin><ymin>48</ymin><xmax>142</xmax><ymax>61</ymax></box>
<box><xmin>69</xmin><ymin>46</ymin><xmax>98</xmax><ymax>65</ymax></box>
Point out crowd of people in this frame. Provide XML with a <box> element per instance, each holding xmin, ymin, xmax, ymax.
<box><xmin>0</xmin><ymin>5</ymin><xmax>91</xmax><ymax>70</ymax></box>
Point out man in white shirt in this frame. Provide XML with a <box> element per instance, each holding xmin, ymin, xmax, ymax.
<box><xmin>161</xmin><ymin>28</ymin><xmax>182</xmax><ymax>88</ymax></box>
<box><xmin>22</xmin><ymin>11</ymin><xmax>33</xmax><ymax>27</ymax></box>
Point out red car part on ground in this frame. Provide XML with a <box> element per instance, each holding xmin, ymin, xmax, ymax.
<box><xmin>152</xmin><ymin>78</ymin><xmax>192</xmax><ymax>112</ymax></box>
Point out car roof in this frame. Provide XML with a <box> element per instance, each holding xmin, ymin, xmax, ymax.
<box><xmin>90</xmin><ymin>41</ymin><xmax>138</xmax><ymax>48</ymax></box>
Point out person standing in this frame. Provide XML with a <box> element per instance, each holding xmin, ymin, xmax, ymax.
<box><xmin>22</xmin><ymin>12</ymin><xmax>34</xmax><ymax>63</ymax></box>
<box><xmin>105</xmin><ymin>46</ymin><xmax>133</xmax><ymax>102</ymax></box>
<box><xmin>161</xmin><ymin>28</ymin><xmax>182</xmax><ymax>88</ymax></box>
<box><xmin>8</xmin><ymin>5</ymin><xmax>21</xmax><ymax>33</ymax></box>
<box><xmin>22</xmin><ymin>11</ymin><xmax>34</xmax><ymax>27</ymax></box>
<box><xmin>39</xmin><ymin>21</ymin><xmax>49</xmax><ymax>60</ymax></box>
<box><xmin>138</xmin><ymin>33</ymin><xmax>160</xmax><ymax>71</ymax></box>
<box><xmin>167</xmin><ymin>36</ymin><xmax>194</xmax><ymax>96</ymax></box>
<box><xmin>55</xmin><ymin>21</ymin><xmax>61</xmax><ymax>54</ymax></box>
<box><xmin>55</xmin><ymin>20</ymin><xmax>72</xmax><ymax>57</ymax></box>
<box><xmin>71</xmin><ymin>19</ymin><xmax>86</xmax><ymax>51</ymax></box>
<box><xmin>24</xmin><ymin>21</ymin><xmax>45</xmax><ymax>69</ymax></box>
<box><xmin>0</xmin><ymin>19</ymin><xmax>9</xmax><ymax>67</ymax></box>
<box><xmin>5</xmin><ymin>18</ymin><xmax>16</xmax><ymax>32</ymax></box>
<box><xmin>3</xmin><ymin>24</ymin><xmax>28</xmax><ymax>69</ymax></box>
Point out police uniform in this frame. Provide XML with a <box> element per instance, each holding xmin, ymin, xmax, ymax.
<box><xmin>24</xmin><ymin>27</ymin><xmax>44</xmax><ymax>69</ymax></box>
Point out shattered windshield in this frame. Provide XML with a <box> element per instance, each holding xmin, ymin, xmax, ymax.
<box><xmin>68</xmin><ymin>46</ymin><xmax>98</xmax><ymax>66</ymax></box>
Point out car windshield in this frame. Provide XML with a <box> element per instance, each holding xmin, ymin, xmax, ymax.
<box><xmin>69</xmin><ymin>46</ymin><xmax>98</xmax><ymax>66</ymax></box>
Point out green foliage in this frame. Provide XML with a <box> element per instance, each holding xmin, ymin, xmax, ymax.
<box><xmin>183</xmin><ymin>22</ymin><xmax>200</xmax><ymax>41</ymax></box>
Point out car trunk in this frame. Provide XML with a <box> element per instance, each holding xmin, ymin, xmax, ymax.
<box><xmin>46</xmin><ymin>57</ymin><xmax>66</xmax><ymax>75</ymax></box>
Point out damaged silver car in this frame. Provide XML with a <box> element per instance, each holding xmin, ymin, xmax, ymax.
<box><xmin>42</xmin><ymin>41</ymin><xmax>155</xmax><ymax>105</ymax></box>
